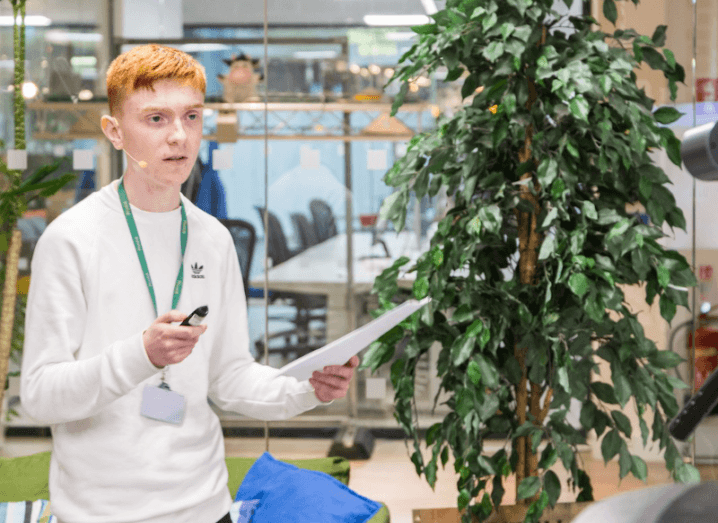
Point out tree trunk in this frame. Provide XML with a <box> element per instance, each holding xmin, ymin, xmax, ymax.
<box><xmin>0</xmin><ymin>229</ymin><xmax>22</xmax><ymax>417</ymax></box>
<box><xmin>513</xmin><ymin>25</ymin><xmax>553</xmax><ymax>506</ymax></box>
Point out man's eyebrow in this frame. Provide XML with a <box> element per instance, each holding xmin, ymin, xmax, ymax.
<box><xmin>140</xmin><ymin>103</ymin><xmax>205</xmax><ymax>113</ymax></box>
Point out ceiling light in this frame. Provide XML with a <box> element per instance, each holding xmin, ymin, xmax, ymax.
<box><xmin>177</xmin><ymin>43</ymin><xmax>230</xmax><ymax>53</ymax></box>
<box><xmin>70</xmin><ymin>56</ymin><xmax>97</xmax><ymax>67</ymax></box>
<box><xmin>349</xmin><ymin>63</ymin><xmax>361</xmax><ymax>74</ymax></box>
<box><xmin>78</xmin><ymin>89</ymin><xmax>93</xmax><ymax>101</ymax></box>
<box><xmin>420</xmin><ymin>0</ymin><xmax>438</xmax><ymax>15</ymax></box>
<box><xmin>368</xmin><ymin>64</ymin><xmax>381</xmax><ymax>75</ymax></box>
<box><xmin>293</xmin><ymin>51</ymin><xmax>338</xmax><ymax>60</ymax></box>
<box><xmin>386</xmin><ymin>32</ymin><xmax>417</xmax><ymax>41</ymax></box>
<box><xmin>45</xmin><ymin>31</ymin><xmax>102</xmax><ymax>43</ymax></box>
<box><xmin>384</xmin><ymin>68</ymin><xmax>395</xmax><ymax>79</ymax></box>
<box><xmin>22</xmin><ymin>81</ymin><xmax>38</xmax><ymax>99</ymax></box>
<box><xmin>360</xmin><ymin>68</ymin><xmax>370</xmax><ymax>78</ymax></box>
<box><xmin>0</xmin><ymin>16</ymin><xmax>51</xmax><ymax>26</ymax></box>
<box><xmin>363</xmin><ymin>15</ymin><xmax>432</xmax><ymax>26</ymax></box>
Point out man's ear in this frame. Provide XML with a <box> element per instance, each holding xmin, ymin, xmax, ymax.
<box><xmin>101</xmin><ymin>115</ymin><xmax>124</xmax><ymax>151</ymax></box>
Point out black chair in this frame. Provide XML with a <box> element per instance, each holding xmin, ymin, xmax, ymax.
<box><xmin>309</xmin><ymin>199</ymin><xmax>338</xmax><ymax>243</ymax></box>
<box><xmin>254</xmin><ymin>207</ymin><xmax>327</xmax><ymax>364</ymax></box>
<box><xmin>219</xmin><ymin>218</ymin><xmax>256</xmax><ymax>302</ymax></box>
<box><xmin>291</xmin><ymin>212</ymin><xmax>320</xmax><ymax>251</ymax></box>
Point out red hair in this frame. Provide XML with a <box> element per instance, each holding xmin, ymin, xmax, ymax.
<box><xmin>106</xmin><ymin>44</ymin><xmax>206</xmax><ymax>116</ymax></box>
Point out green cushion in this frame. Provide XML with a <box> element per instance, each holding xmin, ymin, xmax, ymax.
<box><xmin>0</xmin><ymin>452</ymin><xmax>350</xmax><ymax>503</ymax></box>
<box><xmin>0</xmin><ymin>451</ymin><xmax>389</xmax><ymax>522</ymax></box>
<box><xmin>0</xmin><ymin>451</ymin><xmax>51</xmax><ymax>502</ymax></box>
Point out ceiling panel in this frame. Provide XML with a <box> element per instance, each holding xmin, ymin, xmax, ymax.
<box><xmin>0</xmin><ymin>0</ymin><xmax>438</xmax><ymax>27</ymax></box>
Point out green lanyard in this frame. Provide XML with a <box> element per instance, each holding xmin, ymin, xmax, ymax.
<box><xmin>118</xmin><ymin>178</ymin><xmax>188</xmax><ymax>318</ymax></box>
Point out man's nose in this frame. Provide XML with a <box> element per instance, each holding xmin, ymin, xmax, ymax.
<box><xmin>169</xmin><ymin>119</ymin><xmax>187</xmax><ymax>141</ymax></box>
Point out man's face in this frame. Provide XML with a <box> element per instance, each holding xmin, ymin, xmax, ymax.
<box><xmin>116</xmin><ymin>78</ymin><xmax>204</xmax><ymax>189</ymax></box>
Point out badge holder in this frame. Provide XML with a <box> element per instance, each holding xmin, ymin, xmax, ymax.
<box><xmin>140</xmin><ymin>371</ymin><xmax>186</xmax><ymax>425</ymax></box>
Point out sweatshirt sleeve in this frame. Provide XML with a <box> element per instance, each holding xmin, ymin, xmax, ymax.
<box><xmin>20</xmin><ymin>222</ymin><xmax>161</xmax><ymax>425</ymax></box>
<box><xmin>206</xmin><ymin>227</ymin><xmax>330</xmax><ymax>420</ymax></box>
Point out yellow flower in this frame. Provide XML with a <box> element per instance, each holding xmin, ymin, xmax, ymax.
<box><xmin>489</xmin><ymin>104</ymin><xmax>498</xmax><ymax>114</ymax></box>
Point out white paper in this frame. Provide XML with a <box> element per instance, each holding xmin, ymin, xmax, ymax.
<box><xmin>212</xmin><ymin>147</ymin><xmax>233</xmax><ymax>170</ymax></box>
<box><xmin>7</xmin><ymin>150</ymin><xmax>27</xmax><ymax>170</ymax></box>
<box><xmin>73</xmin><ymin>149</ymin><xmax>94</xmax><ymax>170</ymax></box>
<box><xmin>278</xmin><ymin>297</ymin><xmax>431</xmax><ymax>382</ymax></box>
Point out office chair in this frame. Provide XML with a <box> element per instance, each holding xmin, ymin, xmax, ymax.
<box><xmin>218</xmin><ymin>218</ymin><xmax>256</xmax><ymax>302</ymax></box>
<box><xmin>309</xmin><ymin>199</ymin><xmax>338</xmax><ymax>243</ymax></box>
<box><xmin>291</xmin><ymin>212</ymin><xmax>320</xmax><ymax>251</ymax></box>
<box><xmin>254</xmin><ymin>207</ymin><xmax>327</xmax><ymax>364</ymax></box>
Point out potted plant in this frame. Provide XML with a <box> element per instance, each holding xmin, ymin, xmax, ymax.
<box><xmin>0</xmin><ymin>0</ymin><xmax>76</xmax><ymax>422</ymax></box>
<box><xmin>360</xmin><ymin>0</ymin><xmax>698</xmax><ymax>521</ymax></box>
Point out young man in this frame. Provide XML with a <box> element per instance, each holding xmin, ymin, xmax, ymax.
<box><xmin>20</xmin><ymin>44</ymin><xmax>359</xmax><ymax>523</ymax></box>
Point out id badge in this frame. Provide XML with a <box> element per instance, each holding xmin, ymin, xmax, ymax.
<box><xmin>140</xmin><ymin>384</ymin><xmax>186</xmax><ymax>425</ymax></box>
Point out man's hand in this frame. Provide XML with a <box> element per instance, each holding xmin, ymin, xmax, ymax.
<box><xmin>143</xmin><ymin>310</ymin><xmax>208</xmax><ymax>368</ymax></box>
<box><xmin>309</xmin><ymin>355</ymin><xmax>360</xmax><ymax>403</ymax></box>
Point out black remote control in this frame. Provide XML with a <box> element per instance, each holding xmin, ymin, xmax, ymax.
<box><xmin>669</xmin><ymin>367</ymin><xmax>718</xmax><ymax>441</ymax></box>
<box><xmin>180</xmin><ymin>306</ymin><xmax>209</xmax><ymax>327</ymax></box>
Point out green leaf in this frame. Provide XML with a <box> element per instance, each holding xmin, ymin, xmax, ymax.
<box><xmin>475</xmin><ymin>354</ymin><xmax>499</xmax><ymax>389</ymax></box>
<box><xmin>482</xmin><ymin>11</ymin><xmax>498</xmax><ymax>31</ymax></box>
<box><xmin>582</xmin><ymin>200</ymin><xmax>598</xmax><ymax>220</ymax></box>
<box><xmin>654</xmin><ymin>106</ymin><xmax>683</xmax><ymax>124</ymax></box>
<box><xmin>675</xmin><ymin>462</ymin><xmax>701</xmax><ymax>484</ymax></box>
<box><xmin>631</xmin><ymin>455</ymin><xmax>648</xmax><ymax>481</ymax></box>
<box><xmin>592</xmin><ymin>382</ymin><xmax>619</xmax><ymax>405</ymax></box>
<box><xmin>611</xmin><ymin>410</ymin><xmax>633</xmax><ymax>438</ymax></box>
<box><xmin>601</xmin><ymin>429</ymin><xmax>622</xmax><ymax>463</ymax></box>
<box><xmin>603</xmin><ymin>0</ymin><xmax>617</xmax><ymax>24</ymax></box>
<box><xmin>431</xmin><ymin>247</ymin><xmax>444</xmax><ymax>267</ymax></box>
<box><xmin>537</xmin><ymin>158</ymin><xmax>558</xmax><ymax>186</ymax></box>
<box><xmin>618</xmin><ymin>444</ymin><xmax>632</xmax><ymax>479</ymax></box>
<box><xmin>466</xmin><ymin>319</ymin><xmax>484</xmax><ymax>338</ymax></box>
<box><xmin>660</xmin><ymin>293</ymin><xmax>677</xmax><ymax>322</ymax></box>
<box><xmin>452</xmin><ymin>336</ymin><xmax>476</xmax><ymax>366</ymax></box>
<box><xmin>452</xmin><ymin>304</ymin><xmax>474</xmax><ymax>323</ymax></box>
<box><xmin>664</xmin><ymin>48</ymin><xmax>676</xmax><ymax>68</ymax></box>
<box><xmin>613</xmin><ymin>373</ymin><xmax>632</xmax><ymax>408</ymax></box>
<box><xmin>467</xmin><ymin>360</ymin><xmax>482</xmax><ymax>386</ymax></box>
<box><xmin>411</xmin><ymin>23</ymin><xmax>438</xmax><ymax>35</ymax></box>
<box><xmin>580</xmin><ymin>401</ymin><xmax>597</xmax><ymax>429</ymax></box>
<box><xmin>467</xmin><ymin>215</ymin><xmax>482</xmax><ymax>236</ymax></box>
<box><xmin>569</xmin><ymin>95</ymin><xmax>590</xmax><ymax>122</ymax></box>
<box><xmin>517</xmin><ymin>476</ymin><xmax>541</xmax><ymax>500</ymax></box>
<box><xmin>543</xmin><ymin>470</ymin><xmax>561</xmax><ymax>508</ymax></box>
<box><xmin>649</xmin><ymin>350</ymin><xmax>683</xmax><ymax>368</ymax></box>
<box><xmin>568</xmin><ymin>273</ymin><xmax>589</xmax><ymax>297</ymax></box>
<box><xmin>483</xmin><ymin>41</ymin><xmax>505</xmax><ymax>62</ymax></box>
<box><xmin>599</xmin><ymin>75</ymin><xmax>613</xmax><ymax>95</ymax></box>
<box><xmin>500</xmin><ymin>21</ymin><xmax>516</xmax><ymax>40</ymax></box>
<box><xmin>408</xmin><ymin>276</ymin><xmax>429</xmax><ymax>305</ymax></box>
<box><xmin>538</xmin><ymin>235</ymin><xmax>556</xmax><ymax>261</ymax></box>
<box><xmin>657</xmin><ymin>265</ymin><xmax>670</xmax><ymax>288</ymax></box>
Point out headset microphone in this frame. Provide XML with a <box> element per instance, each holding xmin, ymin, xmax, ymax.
<box><xmin>123</xmin><ymin>150</ymin><xmax>148</xmax><ymax>168</ymax></box>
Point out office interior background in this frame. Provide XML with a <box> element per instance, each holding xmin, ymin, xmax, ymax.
<box><xmin>5</xmin><ymin>0</ymin><xmax>718</xmax><ymax>521</ymax></box>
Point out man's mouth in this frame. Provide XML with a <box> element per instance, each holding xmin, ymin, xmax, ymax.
<box><xmin>164</xmin><ymin>156</ymin><xmax>187</xmax><ymax>162</ymax></box>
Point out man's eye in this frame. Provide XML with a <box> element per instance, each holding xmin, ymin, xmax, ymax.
<box><xmin>150</xmin><ymin>115</ymin><xmax>162</xmax><ymax>123</ymax></box>
<box><xmin>188</xmin><ymin>113</ymin><xmax>199</xmax><ymax>120</ymax></box>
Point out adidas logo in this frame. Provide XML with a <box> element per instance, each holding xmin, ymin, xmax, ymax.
<box><xmin>191</xmin><ymin>262</ymin><xmax>205</xmax><ymax>279</ymax></box>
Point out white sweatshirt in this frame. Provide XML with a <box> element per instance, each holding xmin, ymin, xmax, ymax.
<box><xmin>20</xmin><ymin>179</ymin><xmax>326</xmax><ymax>523</ymax></box>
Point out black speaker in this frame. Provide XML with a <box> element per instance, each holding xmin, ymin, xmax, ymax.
<box><xmin>327</xmin><ymin>425</ymin><xmax>375</xmax><ymax>460</ymax></box>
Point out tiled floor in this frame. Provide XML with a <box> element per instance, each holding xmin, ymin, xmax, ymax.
<box><xmin>2</xmin><ymin>434</ymin><xmax>710</xmax><ymax>523</ymax></box>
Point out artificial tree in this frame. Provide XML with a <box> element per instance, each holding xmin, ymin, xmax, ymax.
<box><xmin>360</xmin><ymin>0</ymin><xmax>699</xmax><ymax>521</ymax></box>
<box><xmin>0</xmin><ymin>0</ymin><xmax>74</xmax><ymax>418</ymax></box>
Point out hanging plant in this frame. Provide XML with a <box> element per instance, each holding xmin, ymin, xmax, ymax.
<box><xmin>361</xmin><ymin>0</ymin><xmax>697</xmax><ymax>521</ymax></box>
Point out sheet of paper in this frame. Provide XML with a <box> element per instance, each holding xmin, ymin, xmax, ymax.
<box><xmin>277</xmin><ymin>297</ymin><xmax>431</xmax><ymax>382</ymax></box>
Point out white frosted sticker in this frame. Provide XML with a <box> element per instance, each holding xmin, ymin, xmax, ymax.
<box><xmin>53</xmin><ymin>145</ymin><xmax>66</xmax><ymax>157</ymax></box>
<box><xmin>367</xmin><ymin>149</ymin><xmax>387</xmax><ymax>171</ymax></box>
<box><xmin>337</xmin><ymin>144</ymin><xmax>345</xmax><ymax>156</ymax></box>
<box><xmin>17</xmin><ymin>257</ymin><xmax>28</xmax><ymax>271</ymax></box>
<box><xmin>73</xmin><ymin>149</ymin><xmax>94</xmax><ymax>170</ymax></box>
<box><xmin>300</xmin><ymin>148</ymin><xmax>321</xmax><ymax>169</ymax></box>
<box><xmin>396</xmin><ymin>142</ymin><xmax>408</xmax><ymax>157</ymax></box>
<box><xmin>212</xmin><ymin>147</ymin><xmax>233</xmax><ymax>170</ymax></box>
<box><xmin>365</xmin><ymin>378</ymin><xmax>387</xmax><ymax>400</ymax></box>
<box><xmin>7</xmin><ymin>150</ymin><xmax>27</xmax><ymax>170</ymax></box>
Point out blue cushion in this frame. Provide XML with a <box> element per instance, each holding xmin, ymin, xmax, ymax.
<box><xmin>235</xmin><ymin>452</ymin><xmax>381</xmax><ymax>523</ymax></box>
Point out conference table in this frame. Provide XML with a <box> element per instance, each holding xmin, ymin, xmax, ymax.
<box><xmin>249</xmin><ymin>230</ymin><xmax>430</xmax><ymax>344</ymax></box>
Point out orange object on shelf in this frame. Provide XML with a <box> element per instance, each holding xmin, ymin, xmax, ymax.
<box><xmin>359</xmin><ymin>214</ymin><xmax>378</xmax><ymax>227</ymax></box>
